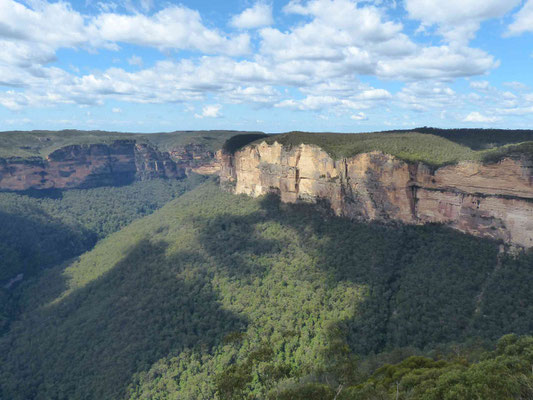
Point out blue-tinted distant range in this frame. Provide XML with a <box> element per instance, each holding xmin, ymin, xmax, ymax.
<box><xmin>1</xmin><ymin>0</ymin><xmax>533</xmax><ymax>132</ymax></box>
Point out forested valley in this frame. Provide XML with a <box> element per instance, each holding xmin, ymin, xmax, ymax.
<box><xmin>0</xmin><ymin>175</ymin><xmax>206</xmax><ymax>331</ymax></box>
<box><xmin>0</xmin><ymin>179</ymin><xmax>531</xmax><ymax>399</ymax></box>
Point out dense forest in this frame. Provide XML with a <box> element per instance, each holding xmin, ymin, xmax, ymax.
<box><xmin>256</xmin><ymin>128</ymin><xmax>533</xmax><ymax>167</ymax></box>
<box><xmin>0</xmin><ymin>175</ymin><xmax>206</xmax><ymax>331</ymax></box>
<box><xmin>1</xmin><ymin>180</ymin><xmax>531</xmax><ymax>399</ymax></box>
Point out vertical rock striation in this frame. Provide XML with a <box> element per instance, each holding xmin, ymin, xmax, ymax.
<box><xmin>219</xmin><ymin>141</ymin><xmax>533</xmax><ymax>247</ymax></box>
<box><xmin>169</xmin><ymin>144</ymin><xmax>220</xmax><ymax>175</ymax></box>
<box><xmin>0</xmin><ymin>140</ymin><xmax>185</xmax><ymax>191</ymax></box>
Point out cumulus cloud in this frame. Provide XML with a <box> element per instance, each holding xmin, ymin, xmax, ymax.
<box><xmin>507</xmin><ymin>0</ymin><xmax>533</xmax><ymax>35</ymax></box>
<box><xmin>260</xmin><ymin>0</ymin><xmax>497</xmax><ymax>83</ymax></box>
<box><xmin>0</xmin><ymin>0</ymin><xmax>250</xmax><ymax>56</ymax></box>
<box><xmin>396</xmin><ymin>82</ymin><xmax>457</xmax><ymax>111</ymax></box>
<box><xmin>495</xmin><ymin>105</ymin><xmax>533</xmax><ymax>116</ymax></box>
<box><xmin>405</xmin><ymin>0</ymin><xmax>521</xmax><ymax>43</ymax></box>
<box><xmin>195</xmin><ymin>104</ymin><xmax>222</xmax><ymax>118</ymax></box>
<box><xmin>377</xmin><ymin>45</ymin><xmax>498</xmax><ymax>80</ymax></box>
<box><xmin>88</xmin><ymin>6</ymin><xmax>250</xmax><ymax>55</ymax></box>
<box><xmin>0</xmin><ymin>0</ymin><xmax>527</xmax><ymax>125</ymax></box>
<box><xmin>0</xmin><ymin>0</ymin><xmax>87</xmax><ymax>47</ymax></box>
<box><xmin>350</xmin><ymin>112</ymin><xmax>367</xmax><ymax>120</ymax></box>
<box><xmin>470</xmin><ymin>81</ymin><xmax>491</xmax><ymax>90</ymax></box>
<box><xmin>128</xmin><ymin>55</ymin><xmax>143</xmax><ymax>67</ymax></box>
<box><xmin>504</xmin><ymin>81</ymin><xmax>529</xmax><ymax>91</ymax></box>
<box><xmin>463</xmin><ymin>111</ymin><xmax>500</xmax><ymax>123</ymax></box>
<box><xmin>227</xmin><ymin>86</ymin><xmax>281</xmax><ymax>105</ymax></box>
<box><xmin>231</xmin><ymin>3</ymin><xmax>273</xmax><ymax>29</ymax></box>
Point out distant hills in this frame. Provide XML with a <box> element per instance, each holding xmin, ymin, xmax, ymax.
<box><xmin>0</xmin><ymin>129</ymin><xmax>264</xmax><ymax>159</ymax></box>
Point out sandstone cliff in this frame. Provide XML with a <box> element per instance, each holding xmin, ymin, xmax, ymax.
<box><xmin>169</xmin><ymin>143</ymin><xmax>220</xmax><ymax>175</ymax></box>
<box><xmin>0</xmin><ymin>140</ymin><xmax>186</xmax><ymax>191</ymax></box>
<box><xmin>219</xmin><ymin>141</ymin><xmax>533</xmax><ymax>247</ymax></box>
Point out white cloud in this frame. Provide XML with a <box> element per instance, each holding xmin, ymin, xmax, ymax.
<box><xmin>396</xmin><ymin>82</ymin><xmax>457</xmax><ymax>111</ymax></box>
<box><xmin>275</xmin><ymin>96</ymin><xmax>339</xmax><ymax>111</ymax></box>
<box><xmin>89</xmin><ymin>6</ymin><xmax>251</xmax><ymax>55</ymax></box>
<box><xmin>507</xmin><ymin>0</ymin><xmax>533</xmax><ymax>35</ymax></box>
<box><xmin>504</xmin><ymin>81</ymin><xmax>529</xmax><ymax>91</ymax></box>
<box><xmin>139</xmin><ymin>0</ymin><xmax>153</xmax><ymax>12</ymax></box>
<box><xmin>503</xmin><ymin>91</ymin><xmax>517</xmax><ymax>99</ymax></box>
<box><xmin>268</xmin><ymin>0</ymin><xmax>406</xmax><ymax>60</ymax></box>
<box><xmin>195</xmin><ymin>104</ymin><xmax>222</xmax><ymax>118</ymax></box>
<box><xmin>259</xmin><ymin>0</ymin><xmax>497</xmax><ymax>83</ymax></box>
<box><xmin>377</xmin><ymin>45</ymin><xmax>498</xmax><ymax>80</ymax></box>
<box><xmin>0</xmin><ymin>0</ymin><xmax>87</xmax><ymax>48</ymax></box>
<box><xmin>495</xmin><ymin>106</ymin><xmax>533</xmax><ymax>116</ymax></box>
<box><xmin>525</xmin><ymin>93</ymin><xmax>533</xmax><ymax>102</ymax></box>
<box><xmin>405</xmin><ymin>0</ymin><xmax>521</xmax><ymax>43</ymax></box>
<box><xmin>355</xmin><ymin>89</ymin><xmax>392</xmax><ymax>100</ymax></box>
<box><xmin>227</xmin><ymin>86</ymin><xmax>281</xmax><ymax>105</ymax></box>
<box><xmin>0</xmin><ymin>1</ymin><xmax>250</xmax><ymax>57</ymax></box>
<box><xmin>470</xmin><ymin>80</ymin><xmax>491</xmax><ymax>90</ymax></box>
<box><xmin>350</xmin><ymin>112</ymin><xmax>367</xmax><ymax>120</ymax></box>
<box><xmin>0</xmin><ymin>0</ymin><xmax>522</xmax><ymax>123</ymax></box>
<box><xmin>463</xmin><ymin>111</ymin><xmax>500</xmax><ymax>123</ymax></box>
<box><xmin>231</xmin><ymin>3</ymin><xmax>273</xmax><ymax>29</ymax></box>
<box><xmin>112</xmin><ymin>107</ymin><xmax>121</xmax><ymax>113</ymax></box>
<box><xmin>128</xmin><ymin>55</ymin><xmax>143</xmax><ymax>67</ymax></box>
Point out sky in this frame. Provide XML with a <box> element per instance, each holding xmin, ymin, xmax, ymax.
<box><xmin>1</xmin><ymin>0</ymin><xmax>533</xmax><ymax>133</ymax></box>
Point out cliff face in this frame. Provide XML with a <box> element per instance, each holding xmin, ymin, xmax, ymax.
<box><xmin>219</xmin><ymin>142</ymin><xmax>533</xmax><ymax>247</ymax></box>
<box><xmin>169</xmin><ymin>143</ymin><xmax>220</xmax><ymax>175</ymax></box>
<box><xmin>0</xmin><ymin>140</ymin><xmax>185</xmax><ymax>191</ymax></box>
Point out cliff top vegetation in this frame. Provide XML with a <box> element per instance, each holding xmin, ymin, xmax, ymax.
<box><xmin>255</xmin><ymin>128</ymin><xmax>533</xmax><ymax>167</ymax></box>
<box><xmin>0</xmin><ymin>129</ymin><xmax>263</xmax><ymax>159</ymax></box>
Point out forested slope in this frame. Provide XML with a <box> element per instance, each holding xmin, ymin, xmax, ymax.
<box><xmin>0</xmin><ymin>175</ymin><xmax>206</xmax><ymax>330</ymax></box>
<box><xmin>1</xmin><ymin>180</ymin><xmax>531</xmax><ymax>399</ymax></box>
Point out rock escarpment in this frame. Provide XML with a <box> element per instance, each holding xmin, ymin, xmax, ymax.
<box><xmin>169</xmin><ymin>143</ymin><xmax>220</xmax><ymax>175</ymax></box>
<box><xmin>219</xmin><ymin>141</ymin><xmax>533</xmax><ymax>247</ymax></box>
<box><xmin>0</xmin><ymin>140</ymin><xmax>185</xmax><ymax>191</ymax></box>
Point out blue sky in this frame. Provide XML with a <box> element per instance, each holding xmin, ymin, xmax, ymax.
<box><xmin>1</xmin><ymin>0</ymin><xmax>533</xmax><ymax>133</ymax></box>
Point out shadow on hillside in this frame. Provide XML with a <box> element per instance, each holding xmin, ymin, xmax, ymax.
<box><xmin>0</xmin><ymin>238</ymin><xmax>246</xmax><ymax>400</ymax></box>
<box><xmin>194</xmin><ymin>193</ymin><xmax>503</xmax><ymax>354</ymax></box>
<box><xmin>3</xmin><ymin>187</ymin><xmax>532</xmax><ymax>399</ymax></box>
<box><xmin>0</xmin><ymin>209</ymin><xmax>94</xmax><ymax>284</ymax></box>
<box><xmin>12</xmin><ymin>188</ymin><xmax>65</xmax><ymax>199</ymax></box>
<box><xmin>0</xmin><ymin>207</ymin><xmax>97</xmax><ymax>336</ymax></box>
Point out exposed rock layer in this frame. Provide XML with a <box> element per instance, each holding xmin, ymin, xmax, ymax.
<box><xmin>169</xmin><ymin>143</ymin><xmax>220</xmax><ymax>175</ymax></box>
<box><xmin>0</xmin><ymin>140</ymin><xmax>186</xmax><ymax>191</ymax></box>
<box><xmin>219</xmin><ymin>142</ymin><xmax>533</xmax><ymax>247</ymax></box>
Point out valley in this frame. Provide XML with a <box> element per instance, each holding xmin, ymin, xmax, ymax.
<box><xmin>0</xmin><ymin>129</ymin><xmax>532</xmax><ymax>399</ymax></box>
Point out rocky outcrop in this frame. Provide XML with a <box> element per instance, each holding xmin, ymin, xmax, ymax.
<box><xmin>219</xmin><ymin>141</ymin><xmax>533</xmax><ymax>247</ymax></box>
<box><xmin>0</xmin><ymin>140</ymin><xmax>185</xmax><ymax>191</ymax></box>
<box><xmin>169</xmin><ymin>144</ymin><xmax>220</xmax><ymax>175</ymax></box>
<box><xmin>134</xmin><ymin>143</ymin><xmax>184</xmax><ymax>181</ymax></box>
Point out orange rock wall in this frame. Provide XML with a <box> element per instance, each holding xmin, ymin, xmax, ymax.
<box><xmin>219</xmin><ymin>142</ymin><xmax>533</xmax><ymax>247</ymax></box>
<box><xmin>0</xmin><ymin>140</ymin><xmax>185</xmax><ymax>191</ymax></box>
